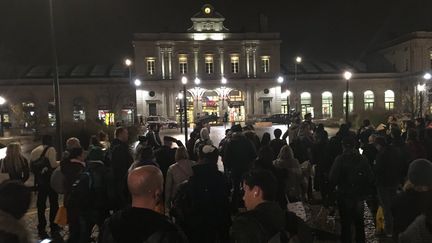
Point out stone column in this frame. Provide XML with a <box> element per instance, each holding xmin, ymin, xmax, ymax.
<box><xmin>168</xmin><ymin>49</ymin><xmax>172</xmax><ymax>79</ymax></box>
<box><xmin>160</xmin><ymin>48</ymin><xmax>166</xmax><ymax>79</ymax></box>
<box><xmin>246</xmin><ymin>48</ymin><xmax>250</xmax><ymax>78</ymax></box>
<box><xmin>252</xmin><ymin>48</ymin><xmax>257</xmax><ymax>78</ymax></box>
<box><xmin>219</xmin><ymin>48</ymin><xmax>224</xmax><ymax>76</ymax></box>
<box><xmin>194</xmin><ymin>48</ymin><xmax>199</xmax><ymax>77</ymax></box>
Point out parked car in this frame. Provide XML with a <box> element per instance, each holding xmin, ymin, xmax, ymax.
<box><xmin>146</xmin><ymin>116</ymin><xmax>178</xmax><ymax>129</ymax></box>
<box><xmin>195</xmin><ymin>112</ymin><xmax>219</xmax><ymax>125</ymax></box>
<box><xmin>261</xmin><ymin>113</ymin><xmax>290</xmax><ymax>124</ymax></box>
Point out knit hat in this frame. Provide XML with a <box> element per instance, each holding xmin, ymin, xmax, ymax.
<box><xmin>231</xmin><ymin>124</ymin><xmax>242</xmax><ymax>133</ymax></box>
<box><xmin>408</xmin><ymin>159</ymin><xmax>432</xmax><ymax>187</ymax></box>
<box><xmin>200</xmin><ymin>128</ymin><xmax>210</xmax><ymax>140</ymax></box>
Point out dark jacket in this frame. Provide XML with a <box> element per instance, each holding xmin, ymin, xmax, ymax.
<box><xmin>110</xmin><ymin>139</ymin><xmax>134</xmax><ymax>183</ymax></box>
<box><xmin>329</xmin><ymin>150</ymin><xmax>374</xmax><ymax>199</ymax></box>
<box><xmin>269</xmin><ymin>138</ymin><xmax>286</xmax><ymax>160</ymax></box>
<box><xmin>154</xmin><ymin>146</ymin><xmax>177</xmax><ymax>178</ymax></box>
<box><xmin>392</xmin><ymin>190</ymin><xmax>432</xmax><ymax>238</ymax></box>
<box><xmin>399</xmin><ymin>215</ymin><xmax>432</xmax><ymax>243</ymax></box>
<box><xmin>60</xmin><ymin>158</ymin><xmax>85</xmax><ymax>207</ymax></box>
<box><xmin>374</xmin><ymin>146</ymin><xmax>404</xmax><ymax>187</ymax></box>
<box><xmin>100</xmin><ymin>207</ymin><xmax>187</xmax><ymax>243</ymax></box>
<box><xmin>0</xmin><ymin>210</ymin><xmax>30</xmax><ymax>243</ymax></box>
<box><xmin>223</xmin><ymin>132</ymin><xmax>257</xmax><ymax>173</ymax></box>
<box><xmin>175</xmin><ymin>162</ymin><xmax>231</xmax><ymax>243</ymax></box>
<box><xmin>230</xmin><ymin>202</ymin><xmax>285</xmax><ymax>243</ymax></box>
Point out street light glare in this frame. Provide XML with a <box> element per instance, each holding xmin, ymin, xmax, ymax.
<box><xmin>0</xmin><ymin>97</ymin><xmax>6</xmax><ymax>105</ymax></box>
<box><xmin>221</xmin><ymin>77</ymin><xmax>227</xmax><ymax>84</ymax></box>
<box><xmin>418</xmin><ymin>84</ymin><xmax>426</xmax><ymax>92</ymax></box>
<box><xmin>286</xmin><ymin>90</ymin><xmax>291</xmax><ymax>97</ymax></box>
<box><xmin>181</xmin><ymin>76</ymin><xmax>188</xmax><ymax>85</ymax></box>
<box><xmin>424</xmin><ymin>73</ymin><xmax>432</xmax><ymax>80</ymax></box>
<box><xmin>296</xmin><ymin>56</ymin><xmax>302</xmax><ymax>63</ymax></box>
<box><xmin>134</xmin><ymin>79</ymin><xmax>141</xmax><ymax>86</ymax></box>
<box><xmin>344</xmin><ymin>71</ymin><xmax>352</xmax><ymax>80</ymax></box>
<box><xmin>277</xmin><ymin>76</ymin><xmax>284</xmax><ymax>83</ymax></box>
<box><xmin>178</xmin><ymin>92</ymin><xmax>183</xmax><ymax>99</ymax></box>
<box><xmin>125</xmin><ymin>59</ymin><xmax>132</xmax><ymax>66</ymax></box>
<box><xmin>194</xmin><ymin>77</ymin><xmax>201</xmax><ymax>85</ymax></box>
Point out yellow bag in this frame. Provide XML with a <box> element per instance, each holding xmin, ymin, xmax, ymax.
<box><xmin>54</xmin><ymin>206</ymin><xmax>68</xmax><ymax>226</ymax></box>
<box><xmin>376</xmin><ymin>206</ymin><xmax>385</xmax><ymax>233</ymax></box>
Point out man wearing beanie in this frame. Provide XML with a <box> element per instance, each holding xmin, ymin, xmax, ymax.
<box><xmin>392</xmin><ymin>159</ymin><xmax>432</xmax><ymax>241</ymax></box>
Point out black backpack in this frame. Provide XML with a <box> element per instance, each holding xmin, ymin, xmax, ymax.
<box><xmin>30</xmin><ymin>146</ymin><xmax>52</xmax><ymax>187</ymax></box>
<box><xmin>342</xmin><ymin>153</ymin><xmax>373</xmax><ymax>199</ymax></box>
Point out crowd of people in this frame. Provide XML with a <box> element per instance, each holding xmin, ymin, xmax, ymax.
<box><xmin>0</xmin><ymin>114</ymin><xmax>432</xmax><ymax>243</ymax></box>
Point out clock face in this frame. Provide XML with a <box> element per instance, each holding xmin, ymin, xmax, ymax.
<box><xmin>204</xmin><ymin>7</ymin><xmax>211</xmax><ymax>14</ymax></box>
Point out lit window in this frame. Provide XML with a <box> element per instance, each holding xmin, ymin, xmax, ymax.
<box><xmin>179</xmin><ymin>56</ymin><xmax>188</xmax><ymax>74</ymax></box>
<box><xmin>364</xmin><ymin>90</ymin><xmax>374</xmax><ymax>110</ymax></box>
<box><xmin>205</xmin><ymin>55</ymin><xmax>214</xmax><ymax>74</ymax></box>
<box><xmin>231</xmin><ymin>55</ymin><xmax>239</xmax><ymax>74</ymax></box>
<box><xmin>322</xmin><ymin>91</ymin><xmax>332</xmax><ymax>118</ymax></box>
<box><xmin>300</xmin><ymin>92</ymin><xmax>313</xmax><ymax>118</ymax></box>
<box><xmin>343</xmin><ymin>91</ymin><xmax>354</xmax><ymax>113</ymax></box>
<box><xmin>261</xmin><ymin>56</ymin><xmax>270</xmax><ymax>73</ymax></box>
<box><xmin>385</xmin><ymin>90</ymin><xmax>395</xmax><ymax>110</ymax></box>
<box><xmin>146</xmin><ymin>58</ymin><xmax>155</xmax><ymax>75</ymax></box>
<box><xmin>73</xmin><ymin>105</ymin><xmax>86</xmax><ymax>121</ymax></box>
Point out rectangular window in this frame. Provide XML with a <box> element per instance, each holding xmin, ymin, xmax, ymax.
<box><xmin>231</xmin><ymin>56</ymin><xmax>239</xmax><ymax>74</ymax></box>
<box><xmin>149</xmin><ymin>103</ymin><xmax>157</xmax><ymax>116</ymax></box>
<box><xmin>73</xmin><ymin>106</ymin><xmax>86</xmax><ymax>121</ymax></box>
<box><xmin>146</xmin><ymin>58</ymin><xmax>155</xmax><ymax>75</ymax></box>
<box><xmin>179</xmin><ymin>56</ymin><xmax>188</xmax><ymax>74</ymax></box>
<box><xmin>263</xmin><ymin>100</ymin><xmax>271</xmax><ymax>114</ymax></box>
<box><xmin>261</xmin><ymin>56</ymin><xmax>270</xmax><ymax>73</ymax></box>
<box><xmin>385</xmin><ymin>102</ymin><xmax>395</xmax><ymax>110</ymax></box>
<box><xmin>205</xmin><ymin>55</ymin><xmax>214</xmax><ymax>74</ymax></box>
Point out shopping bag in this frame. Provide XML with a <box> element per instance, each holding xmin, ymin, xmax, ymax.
<box><xmin>54</xmin><ymin>206</ymin><xmax>68</xmax><ymax>226</ymax></box>
<box><xmin>287</xmin><ymin>201</ymin><xmax>307</xmax><ymax>221</ymax></box>
<box><xmin>376</xmin><ymin>206</ymin><xmax>385</xmax><ymax>233</ymax></box>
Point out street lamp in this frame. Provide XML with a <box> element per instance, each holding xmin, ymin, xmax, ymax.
<box><xmin>194</xmin><ymin>77</ymin><xmax>201</xmax><ymax>85</ymax></box>
<box><xmin>181</xmin><ymin>77</ymin><xmax>188</xmax><ymax>143</ymax></box>
<box><xmin>134</xmin><ymin>78</ymin><xmax>142</xmax><ymax>87</ymax></box>
<box><xmin>221</xmin><ymin>77</ymin><xmax>227</xmax><ymax>84</ymax></box>
<box><xmin>294</xmin><ymin>56</ymin><xmax>302</xmax><ymax>81</ymax></box>
<box><xmin>344</xmin><ymin>71</ymin><xmax>353</xmax><ymax>123</ymax></box>
<box><xmin>418</xmin><ymin>83</ymin><xmax>426</xmax><ymax>118</ymax></box>
<box><xmin>177</xmin><ymin>92</ymin><xmax>184</xmax><ymax>133</ymax></box>
<box><xmin>125</xmin><ymin>58</ymin><xmax>133</xmax><ymax>84</ymax></box>
<box><xmin>0</xmin><ymin>96</ymin><xmax>6</xmax><ymax>137</ymax></box>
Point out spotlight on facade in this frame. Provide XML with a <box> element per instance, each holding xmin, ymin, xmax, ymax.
<box><xmin>134</xmin><ymin>79</ymin><xmax>142</xmax><ymax>87</ymax></box>
<box><xmin>221</xmin><ymin>77</ymin><xmax>227</xmax><ymax>84</ymax></box>
<box><xmin>277</xmin><ymin>76</ymin><xmax>284</xmax><ymax>84</ymax></box>
<box><xmin>343</xmin><ymin>71</ymin><xmax>352</xmax><ymax>80</ymax></box>
<box><xmin>424</xmin><ymin>72</ymin><xmax>432</xmax><ymax>81</ymax></box>
<box><xmin>194</xmin><ymin>77</ymin><xmax>201</xmax><ymax>85</ymax></box>
<box><xmin>181</xmin><ymin>76</ymin><xmax>188</xmax><ymax>85</ymax></box>
<box><xmin>418</xmin><ymin>83</ymin><xmax>426</xmax><ymax>92</ymax></box>
<box><xmin>0</xmin><ymin>96</ymin><xmax>6</xmax><ymax>105</ymax></box>
<box><xmin>296</xmin><ymin>56</ymin><xmax>302</xmax><ymax>63</ymax></box>
<box><xmin>124</xmin><ymin>58</ymin><xmax>132</xmax><ymax>67</ymax></box>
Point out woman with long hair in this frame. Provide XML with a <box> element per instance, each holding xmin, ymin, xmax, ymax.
<box><xmin>1</xmin><ymin>142</ymin><xmax>29</xmax><ymax>182</ymax></box>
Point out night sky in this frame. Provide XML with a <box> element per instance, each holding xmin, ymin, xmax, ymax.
<box><xmin>0</xmin><ymin>0</ymin><xmax>431</xmax><ymax>66</ymax></box>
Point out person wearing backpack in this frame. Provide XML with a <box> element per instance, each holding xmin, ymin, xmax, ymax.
<box><xmin>230</xmin><ymin>169</ymin><xmax>286</xmax><ymax>243</ymax></box>
<box><xmin>329</xmin><ymin>136</ymin><xmax>374</xmax><ymax>243</ymax></box>
<box><xmin>171</xmin><ymin>145</ymin><xmax>231</xmax><ymax>243</ymax></box>
<box><xmin>61</xmin><ymin>147</ymin><xmax>86</xmax><ymax>243</ymax></box>
<box><xmin>99</xmin><ymin>165</ymin><xmax>188</xmax><ymax>243</ymax></box>
<box><xmin>193</xmin><ymin>127</ymin><xmax>213</xmax><ymax>159</ymax></box>
<box><xmin>29</xmin><ymin>135</ymin><xmax>60</xmax><ymax>239</ymax></box>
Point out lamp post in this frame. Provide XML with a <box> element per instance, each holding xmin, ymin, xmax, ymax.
<box><xmin>125</xmin><ymin>58</ymin><xmax>136</xmax><ymax>124</ymax></box>
<box><xmin>344</xmin><ymin>71</ymin><xmax>353</xmax><ymax>123</ymax></box>
<box><xmin>178</xmin><ymin>92</ymin><xmax>184</xmax><ymax>133</ymax></box>
<box><xmin>0</xmin><ymin>96</ymin><xmax>6</xmax><ymax>137</ymax></box>
<box><xmin>294</xmin><ymin>56</ymin><xmax>302</xmax><ymax>81</ymax></box>
<box><xmin>49</xmin><ymin>0</ymin><xmax>63</xmax><ymax>153</ymax></box>
<box><xmin>221</xmin><ymin>77</ymin><xmax>227</xmax><ymax>110</ymax></box>
<box><xmin>182</xmin><ymin>77</ymin><xmax>188</xmax><ymax>143</ymax></box>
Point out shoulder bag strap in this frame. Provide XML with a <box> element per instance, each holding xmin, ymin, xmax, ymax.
<box><xmin>40</xmin><ymin>146</ymin><xmax>51</xmax><ymax>159</ymax></box>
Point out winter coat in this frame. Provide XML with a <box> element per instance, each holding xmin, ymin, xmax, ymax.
<box><xmin>109</xmin><ymin>139</ymin><xmax>134</xmax><ymax>183</ymax></box>
<box><xmin>392</xmin><ymin>190</ymin><xmax>432</xmax><ymax>238</ymax></box>
<box><xmin>0</xmin><ymin>210</ymin><xmax>30</xmax><ymax>243</ymax></box>
<box><xmin>100</xmin><ymin>207</ymin><xmax>187</xmax><ymax>243</ymax></box>
<box><xmin>269</xmin><ymin>139</ymin><xmax>287</xmax><ymax>160</ymax></box>
<box><xmin>273</xmin><ymin>158</ymin><xmax>303</xmax><ymax>200</ymax></box>
<box><xmin>399</xmin><ymin>215</ymin><xmax>432</xmax><ymax>243</ymax></box>
<box><xmin>165</xmin><ymin>159</ymin><xmax>195</xmax><ymax>212</ymax></box>
<box><xmin>223</xmin><ymin>132</ymin><xmax>257</xmax><ymax>174</ymax></box>
<box><xmin>60</xmin><ymin>158</ymin><xmax>85</xmax><ymax>207</ymax></box>
<box><xmin>154</xmin><ymin>146</ymin><xmax>177</xmax><ymax>178</ymax></box>
<box><xmin>374</xmin><ymin>146</ymin><xmax>404</xmax><ymax>187</ymax></box>
<box><xmin>230</xmin><ymin>202</ymin><xmax>285</xmax><ymax>243</ymax></box>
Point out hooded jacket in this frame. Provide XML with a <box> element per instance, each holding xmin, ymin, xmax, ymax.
<box><xmin>223</xmin><ymin>132</ymin><xmax>257</xmax><ymax>173</ymax></box>
<box><xmin>0</xmin><ymin>210</ymin><xmax>30</xmax><ymax>243</ymax></box>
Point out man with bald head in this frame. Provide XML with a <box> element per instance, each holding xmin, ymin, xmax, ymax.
<box><xmin>100</xmin><ymin>165</ymin><xmax>187</xmax><ymax>243</ymax></box>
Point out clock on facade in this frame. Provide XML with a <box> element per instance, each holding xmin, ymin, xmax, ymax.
<box><xmin>204</xmin><ymin>7</ymin><xmax>211</xmax><ymax>14</ymax></box>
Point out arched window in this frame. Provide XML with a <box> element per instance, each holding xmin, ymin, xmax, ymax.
<box><xmin>364</xmin><ymin>90</ymin><xmax>374</xmax><ymax>110</ymax></box>
<box><xmin>343</xmin><ymin>91</ymin><xmax>354</xmax><ymax>113</ymax></box>
<box><xmin>300</xmin><ymin>92</ymin><xmax>313</xmax><ymax>118</ymax></box>
<box><xmin>322</xmin><ymin>91</ymin><xmax>332</xmax><ymax>118</ymax></box>
<box><xmin>385</xmin><ymin>90</ymin><xmax>395</xmax><ymax>110</ymax></box>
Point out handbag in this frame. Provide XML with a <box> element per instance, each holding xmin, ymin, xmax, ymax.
<box><xmin>287</xmin><ymin>196</ymin><xmax>306</xmax><ymax>221</ymax></box>
<box><xmin>54</xmin><ymin>206</ymin><xmax>68</xmax><ymax>226</ymax></box>
<box><xmin>0</xmin><ymin>160</ymin><xmax>9</xmax><ymax>183</ymax></box>
<box><xmin>376</xmin><ymin>206</ymin><xmax>385</xmax><ymax>233</ymax></box>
